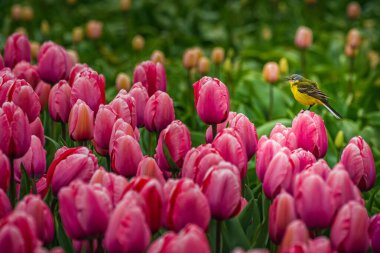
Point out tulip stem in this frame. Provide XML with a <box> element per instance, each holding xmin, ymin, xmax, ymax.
<box><xmin>61</xmin><ymin>123</ymin><xmax>67</xmax><ymax>143</ymax></box>
<box><xmin>268</xmin><ymin>84</ymin><xmax>273</xmax><ymax>120</ymax></box>
<box><xmin>88</xmin><ymin>239</ymin><xmax>94</xmax><ymax>253</ymax></box>
<box><xmin>31</xmin><ymin>179</ymin><xmax>37</xmax><ymax>194</ymax></box>
<box><xmin>216</xmin><ymin>220</ymin><xmax>222</xmax><ymax>253</ymax></box>
<box><xmin>300</xmin><ymin>49</ymin><xmax>306</xmax><ymax>75</ymax></box>
<box><xmin>50</xmin><ymin>197</ymin><xmax>57</xmax><ymax>214</ymax></box>
<box><xmin>96</xmin><ymin>237</ymin><xmax>103</xmax><ymax>253</ymax></box>
<box><xmin>212</xmin><ymin>124</ymin><xmax>218</xmax><ymax>140</ymax></box>
<box><xmin>348</xmin><ymin>55</ymin><xmax>355</xmax><ymax>95</ymax></box>
<box><xmin>9</xmin><ymin>159</ymin><xmax>16</xmax><ymax>208</ymax></box>
<box><xmin>106</xmin><ymin>155</ymin><xmax>111</xmax><ymax>172</ymax></box>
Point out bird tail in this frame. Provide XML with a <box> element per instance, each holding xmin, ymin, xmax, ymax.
<box><xmin>322</xmin><ymin>102</ymin><xmax>342</xmax><ymax>119</ymax></box>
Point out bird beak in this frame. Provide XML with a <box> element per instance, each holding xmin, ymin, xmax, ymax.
<box><xmin>284</xmin><ymin>76</ymin><xmax>291</xmax><ymax>81</ymax></box>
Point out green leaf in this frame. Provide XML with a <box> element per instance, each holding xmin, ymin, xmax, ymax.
<box><xmin>256</xmin><ymin>119</ymin><xmax>292</xmax><ymax>137</ymax></box>
<box><xmin>238</xmin><ymin>198</ymin><xmax>255</xmax><ymax>232</ymax></box>
<box><xmin>190</xmin><ymin>131</ymin><xmax>205</xmax><ymax>147</ymax></box>
<box><xmin>222</xmin><ymin>218</ymin><xmax>251</xmax><ymax>251</ymax></box>
<box><xmin>55</xmin><ymin>215</ymin><xmax>74</xmax><ymax>253</ymax></box>
<box><xmin>19</xmin><ymin>165</ymin><xmax>31</xmax><ymax>200</ymax></box>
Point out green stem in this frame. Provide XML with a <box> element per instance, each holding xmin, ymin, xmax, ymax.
<box><xmin>269</xmin><ymin>84</ymin><xmax>274</xmax><ymax>120</ymax></box>
<box><xmin>50</xmin><ymin>197</ymin><xmax>57</xmax><ymax>214</ymax></box>
<box><xmin>212</xmin><ymin>124</ymin><xmax>218</xmax><ymax>141</ymax></box>
<box><xmin>216</xmin><ymin>220</ymin><xmax>222</xmax><ymax>253</ymax></box>
<box><xmin>88</xmin><ymin>239</ymin><xmax>94</xmax><ymax>253</ymax></box>
<box><xmin>367</xmin><ymin>188</ymin><xmax>380</xmax><ymax>213</ymax></box>
<box><xmin>148</xmin><ymin>131</ymin><xmax>154</xmax><ymax>156</ymax></box>
<box><xmin>96</xmin><ymin>237</ymin><xmax>103</xmax><ymax>253</ymax></box>
<box><xmin>300</xmin><ymin>49</ymin><xmax>306</xmax><ymax>75</ymax></box>
<box><xmin>9</xmin><ymin>159</ymin><xmax>16</xmax><ymax>208</ymax></box>
<box><xmin>349</xmin><ymin>55</ymin><xmax>355</xmax><ymax>95</ymax></box>
<box><xmin>31</xmin><ymin>179</ymin><xmax>37</xmax><ymax>195</ymax></box>
<box><xmin>61</xmin><ymin>123</ymin><xmax>66</xmax><ymax>143</ymax></box>
<box><xmin>106</xmin><ymin>155</ymin><xmax>111</xmax><ymax>172</ymax></box>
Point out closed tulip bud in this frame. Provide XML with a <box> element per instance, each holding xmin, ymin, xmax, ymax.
<box><xmin>163</xmin><ymin>178</ymin><xmax>211</xmax><ymax>231</ymax></box>
<box><xmin>148</xmin><ymin>224</ymin><xmax>211</xmax><ymax>253</ymax></box>
<box><xmin>211</xmin><ymin>47</ymin><xmax>225</xmax><ymax>65</ymax></box>
<box><xmin>0</xmin><ymin>102</ymin><xmax>31</xmax><ymax>158</ymax></box>
<box><xmin>137</xmin><ymin>157</ymin><xmax>166</xmax><ymax>185</ymax></box>
<box><xmin>0</xmin><ymin>189</ymin><xmax>11</xmax><ymax>219</ymax></box>
<box><xmin>46</xmin><ymin>146</ymin><xmax>99</xmax><ymax>196</ymax></box>
<box><xmin>35</xmin><ymin>80</ymin><xmax>51</xmax><ymax>110</ymax></box>
<box><xmin>295</xmin><ymin>26</ymin><xmax>313</xmax><ymax>49</ymax></box>
<box><xmin>105</xmin><ymin>197</ymin><xmax>151</xmax><ymax>253</ymax></box>
<box><xmin>67</xmin><ymin>49</ymin><xmax>79</xmax><ymax>64</ymax></box>
<box><xmin>183</xmin><ymin>49</ymin><xmax>197</xmax><ymax>69</ymax></box>
<box><xmin>340</xmin><ymin>136</ymin><xmax>376</xmax><ymax>191</ymax></box>
<box><xmin>305</xmin><ymin>159</ymin><xmax>331</xmax><ymax>180</ymax></box>
<box><xmin>201</xmin><ymin>161</ymin><xmax>241</xmax><ymax>220</ymax></box>
<box><xmin>109</xmin><ymin>90</ymin><xmax>137</xmax><ymax>128</ymax></box>
<box><xmin>72</xmin><ymin>26</ymin><xmax>84</xmax><ymax>43</ymax></box>
<box><xmin>256</xmin><ymin>137</ymin><xmax>282</xmax><ymax>182</ymax></box>
<box><xmin>182</xmin><ymin>144</ymin><xmax>224</xmax><ymax>185</ymax></box>
<box><xmin>11</xmin><ymin>4</ymin><xmax>22</xmax><ymax>21</ymax></box>
<box><xmin>292</xmin><ymin>110</ymin><xmax>328</xmax><ymax>158</ymax></box>
<box><xmin>0</xmin><ymin>68</ymin><xmax>15</xmax><ymax>85</ymax></box>
<box><xmin>263</xmin><ymin>148</ymin><xmax>296</xmax><ymax>199</ymax></box>
<box><xmin>263</xmin><ymin>62</ymin><xmax>280</xmax><ymax>84</ymax></box>
<box><xmin>347</xmin><ymin>29</ymin><xmax>361</xmax><ymax>49</ymax></box>
<box><xmin>0</xmin><ymin>151</ymin><xmax>10</xmax><ymax>192</ymax></box>
<box><xmin>133</xmin><ymin>61</ymin><xmax>167</xmax><ymax>96</ymax></box>
<box><xmin>30</xmin><ymin>41</ymin><xmax>40</xmax><ymax>60</ymax></box>
<box><xmin>193</xmin><ymin>76</ymin><xmax>230</xmax><ymax>125</ymax></box>
<box><xmin>108</xmin><ymin>118</ymin><xmax>135</xmax><ymax>155</ymax></box>
<box><xmin>334</xmin><ymin>130</ymin><xmax>344</xmax><ymax>149</ymax></box>
<box><xmin>261</xmin><ymin>26</ymin><xmax>273</xmax><ymax>41</ymax></box>
<box><xmin>21</xmin><ymin>6</ymin><xmax>34</xmax><ymax>21</ymax></box>
<box><xmin>15</xmin><ymin>194</ymin><xmax>54</xmax><ymax>243</ymax></box>
<box><xmin>68</xmin><ymin>99</ymin><xmax>94</xmax><ymax>141</ymax></box>
<box><xmin>14</xmin><ymin>135</ymin><xmax>46</xmax><ymax>181</ymax></box>
<box><xmin>13</xmin><ymin>61</ymin><xmax>40</xmax><ymax>88</ymax></box>
<box><xmin>205</xmin><ymin>111</ymin><xmax>237</xmax><ymax>143</ymax></box>
<box><xmin>68</xmin><ymin>63</ymin><xmax>88</xmax><ymax>86</ymax></box>
<box><xmin>198</xmin><ymin>56</ymin><xmax>210</xmax><ymax>74</ymax></box>
<box><xmin>279</xmin><ymin>57</ymin><xmax>289</xmax><ymax>74</ymax></box>
<box><xmin>129</xmin><ymin>82</ymin><xmax>149</xmax><ymax>127</ymax></box>
<box><xmin>331</xmin><ymin>201</ymin><xmax>369</xmax><ymax>253</ymax></box>
<box><xmin>35</xmin><ymin>176</ymin><xmax>48</xmax><ymax>198</ymax></box>
<box><xmin>269</xmin><ymin>192</ymin><xmax>297</xmax><ymax>244</ymax></box>
<box><xmin>347</xmin><ymin>2</ymin><xmax>361</xmax><ymax>20</ymax></box>
<box><xmin>86</xmin><ymin>20</ymin><xmax>103</xmax><ymax>39</ymax></box>
<box><xmin>291</xmin><ymin>148</ymin><xmax>316</xmax><ymax>173</ymax></box>
<box><xmin>308</xmin><ymin>237</ymin><xmax>333</xmax><ymax>253</ymax></box>
<box><xmin>270</xmin><ymin>123</ymin><xmax>297</xmax><ymax>150</ymax></box>
<box><xmin>120</xmin><ymin>0</ymin><xmax>131</xmax><ymax>11</ymax></box>
<box><xmin>0</xmin><ymin>211</ymin><xmax>39</xmax><ymax>253</ymax></box>
<box><xmin>294</xmin><ymin>172</ymin><xmax>335</xmax><ymax>229</ymax></box>
<box><xmin>40</xmin><ymin>20</ymin><xmax>49</xmax><ymax>35</ymax></box>
<box><xmin>369</xmin><ymin>214</ymin><xmax>380</xmax><ymax>253</ymax></box>
<box><xmin>92</xmin><ymin>104</ymin><xmax>118</xmax><ymax>155</ymax></box>
<box><xmin>151</xmin><ymin>50</ymin><xmax>165</xmax><ymax>64</ymax></box>
<box><xmin>144</xmin><ymin>91</ymin><xmax>175</xmax><ymax>132</ymax></box>
<box><xmin>4</xmin><ymin>32</ymin><xmax>31</xmax><ymax>68</ymax></box>
<box><xmin>111</xmin><ymin>135</ymin><xmax>143</xmax><ymax>177</ymax></box>
<box><xmin>38</xmin><ymin>41</ymin><xmax>73</xmax><ymax>84</ymax></box>
<box><xmin>115</xmin><ymin>72</ymin><xmax>131</xmax><ymax>91</ymax></box>
<box><xmin>132</xmin><ymin>35</ymin><xmax>145</xmax><ymax>51</ymax></box>
<box><xmin>279</xmin><ymin>220</ymin><xmax>310</xmax><ymax>253</ymax></box>
<box><xmin>58</xmin><ymin>181</ymin><xmax>113</xmax><ymax>239</ymax></box>
<box><xmin>48</xmin><ymin>80</ymin><xmax>72</xmax><ymax>123</ymax></box>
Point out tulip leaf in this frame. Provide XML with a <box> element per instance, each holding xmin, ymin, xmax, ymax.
<box><xmin>191</xmin><ymin>131</ymin><xmax>206</xmax><ymax>147</ymax></box>
<box><xmin>45</xmin><ymin>135</ymin><xmax>61</xmax><ymax>149</ymax></box>
<box><xmin>238</xmin><ymin>198</ymin><xmax>255</xmax><ymax>232</ymax></box>
<box><xmin>55</xmin><ymin>215</ymin><xmax>74</xmax><ymax>253</ymax></box>
<box><xmin>162</xmin><ymin>141</ymin><xmax>180</xmax><ymax>176</ymax></box>
<box><xmin>19</xmin><ymin>165</ymin><xmax>31</xmax><ymax>200</ymax></box>
<box><xmin>222</xmin><ymin>218</ymin><xmax>251</xmax><ymax>251</ymax></box>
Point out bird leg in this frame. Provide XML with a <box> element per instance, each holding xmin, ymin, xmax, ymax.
<box><xmin>307</xmin><ymin>104</ymin><xmax>314</xmax><ymax>110</ymax></box>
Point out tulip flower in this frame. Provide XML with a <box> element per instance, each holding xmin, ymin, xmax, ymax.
<box><xmin>292</xmin><ymin>110</ymin><xmax>328</xmax><ymax>158</ymax></box>
<box><xmin>256</xmin><ymin>136</ymin><xmax>282</xmax><ymax>182</ymax></box>
<box><xmin>0</xmin><ymin>189</ymin><xmax>11</xmax><ymax>219</ymax></box>
<box><xmin>198</xmin><ymin>56</ymin><xmax>210</xmax><ymax>74</ymax></box>
<box><xmin>38</xmin><ymin>41</ymin><xmax>73</xmax><ymax>84</ymax></box>
<box><xmin>263</xmin><ymin>62</ymin><xmax>280</xmax><ymax>84</ymax></box>
<box><xmin>129</xmin><ymin>82</ymin><xmax>149</xmax><ymax>127</ymax></box>
<box><xmin>269</xmin><ymin>192</ymin><xmax>297</xmax><ymax>244</ymax></box>
<box><xmin>155</xmin><ymin>120</ymin><xmax>191</xmax><ymax>173</ymax></box>
<box><xmin>201</xmin><ymin>161</ymin><xmax>241</xmax><ymax>220</ymax></box>
<box><xmin>4</xmin><ymin>32</ymin><xmax>31</xmax><ymax>68</ymax></box>
<box><xmin>151</xmin><ymin>50</ymin><xmax>165</xmax><ymax>64</ymax></box>
<box><xmin>132</xmin><ymin>34</ymin><xmax>145</xmax><ymax>51</ymax></box>
<box><xmin>144</xmin><ymin>91</ymin><xmax>175</xmax><ymax>132</ymax></box>
<box><xmin>330</xmin><ymin>201</ymin><xmax>369</xmax><ymax>253</ymax></box>
<box><xmin>15</xmin><ymin>194</ymin><xmax>54</xmax><ymax>243</ymax></box>
<box><xmin>111</xmin><ymin>135</ymin><xmax>143</xmax><ymax>177</ymax></box>
<box><xmin>294</xmin><ymin>172</ymin><xmax>335</xmax><ymax>229</ymax></box>
<box><xmin>115</xmin><ymin>72</ymin><xmax>131</xmax><ymax>91</ymax></box>
<box><xmin>163</xmin><ymin>178</ymin><xmax>210</xmax><ymax>232</ymax></box>
<box><xmin>291</xmin><ymin>148</ymin><xmax>316</xmax><ymax>174</ymax></box>
<box><xmin>48</xmin><ymin>80</ymin><xmax>72</xmax><ymax>123</ymax></box>
<box><xmin>13</xmin><ymin>61</ymin><xmax>40</xmax><ymax>88</ymax></box>
<box><xmin>340</xmin><ymin>136</ymin><xmax>376</xmax><ymax>191</ymax></box>
<box><xmin>270</xmin><ymin>123</ymin><xmax>297</xmax><ymax>151</ymax></box>
<box><xmin>109</xmin><ymin>90</ymin><xmax>137</xmax><ymax>128</ymax></box>
<box><xmin>212</xmin><ymin>128</ymin><xmax>247</xmax><ymax>179</ymax></box>
<box><xmin>182</xmin><ymin>144</ymin><xmax>224</xmax><ymax>185</ymax></box>
<box><xmin>133</xmin><ymin>61</ymin><xmax>167</xmax><ymax>96</ymax></box>
<box><xmin>305</xmin><ymin>159</ymin><xmax>331</xmax><ymax>180</ymax></box>
<box><xmin>369</xmin><ymin>214</ymin><xmax>380</xmax><ymax>253</ymax></box>
<box><xmin>137</xmin><ymin>157</ymin><xmax>166</xmax><ymax>185</ymax></box>
<box><xmin>35</xmin><ymin>80</ymin><xmax>51</xmax><ymax>110</ymax></box>
<box><xmin>205</xmin><ymin>112</ymin><xmax>237</xmax><ymax>143</ymax></box>
<box><xmin>35</xmin><ymin>176</ymin><xmax>48</xmax><ymax>198</ymax></box>
<box><xmin>0</xmin><ymin>68</ymin><xmax>15</xmax><ymax>85</ymax></box>
<box><xmin>92</xmin><ymin>104</ymin><xmax>118</xmax><ymax>155</ymax></box>
<box><xmin>0</xmin><ymin>151</ymin><xmax>10</xmax><ymax>192</ymax></box>
<box><xmin>279</xmin><ymin>220</ymin><xmax>310</xmax><ymax>253</ymax></box>
<box><xmin>212</xmin><ymin>47</ymin><xmax>225</xmax><ymax>65</ymax></box>
<box><xmin>193</xmin><ymin>76</ymin><xmax>230</xmax><ymax>125</ymax></box>
<box><xmin>68</xmin><ymin>99</ymin><xmax>94</xmax><ymax>142</ymax></box>
<box><xmin>295</xmin><ymin>26</ymin><xmax>313</xmax><ymax>49</ymax></box>
<box><xmin>147</xmin><ymin>224</ymin><xmax>211</xmax><ymax>253</ymax></box>
<box><xmin>46</xmin><ymin>146</ymin><xmax>99</xmax><ymax>196</ymax></box>
<box><xmin>86</xmin><ymin>20</ymin><xmax>103</xmax><ymax>39</ymax></box>
<box><xmin>104</xmin><ymin>195</ymin><xmax>151</xmax><ymax>253</ymax></box>
<box><xmin>68</xmin><ymin>63</ymin><xmax>88</xmax><ymax>86</ymax></box>
<box><xmin>347</xmin><ymin>2</ymin><xmax>361</xmax><ymax>20</ymax></box>
<box><xmin>307</xmin><ymin>237</ymin><xmax>333</xmax><ymax>253</ymax></box>
<box><xmin>108</xmin><ymin>118</ymin><xmax>135</xmax><ymax>155</ymax></box>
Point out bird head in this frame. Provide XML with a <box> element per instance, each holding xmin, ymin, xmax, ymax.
<box><xmin>285</xmin><ymin>74</ymin><xmax>303</xmax><ymax>85</ymax></box>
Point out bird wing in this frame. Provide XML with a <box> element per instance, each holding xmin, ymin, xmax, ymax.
<box><xmin>297</xmin><ymin>82</ymin><xmax>329</xmax><ymax>103</ymax></box>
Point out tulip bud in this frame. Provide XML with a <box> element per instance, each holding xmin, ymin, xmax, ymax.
<box><xmin>263</xmin><ymin>62</ymin><xmax>280</xmax><ymax>84</ymax></box>
<box><xmin>292</xmin><ymin>110</ymin><xmax>328</xmax><ymax>158</ymax></box>
<box><xmin>30</xmin><ymin>41</ymin><xmax>40</xmax><ymax>60</ymax></box>
<box><xmin>108</xmin><ymin>118</ymin><xmax>135</xmax><ymax>154</ymax></box>
<box><xmin>72</xmin><ymin>240</ymin><xmax>97</xmax><ymax>253</ymax></box>
<box><xmin>0</xmin><ymin>151</ymin><xmax>10</xmax><ymax>192</ymax></box>
<box><xmin>261</xmin><ymin>26</ymin><xmax>272</xmax><ymax>41</ymax></box>
<box><xmin>279</xmin><ymin>57</ymin><xmax>289</xmax><ymax>75</ymax></box>
<box><xmin>256</xmin><ymin>137</ymin><xmax>283</xmax><ymax>182</ymax></box>
<box><xmin>129</xmin><ymin>82</ymin><xmax>149</xmax><ymax>127</ymax></box>
<box><xmin>40</xmin><ymin>20</ymin><xmax>49</xmax><ymax>35</ymax></box>
<box><xmin>86</xmin><ymin>20</ymin><xmax>103</xmax><ymax>39</ymax></box>
<box><xmin>193</xmin><ymin>76</ymin><xmax>230</xmax><ymax>125</ymax></box>
<box><xmin>340</xmin><ymin>136</ymin><xmax>376</xmax><ymax>191</ymax></box>
<box><xmin>11</xmin><ymin>4</ymin><xmax>22</xmax><ymax>21</ymax></box>
<box><xmin>68</xmin><ymin>63</ymin><xmax>88</xmax><ymax>86</ymax></box>
<box><xmin>205</xmin><ymin>111</ymin><xmax>237</xmax><ymax>143</ymax></box>
<box><xmin>211</xmin><ymin>47</ymin><xmax>225</xmax><ymax>65</ymax></box>
<box><xmin>66</xmin><ymin>49</ymin><xmax>79</xmax><ymax>64</ymax></box>
<box><xmin>334</xmin><ymin>130</ymin><xmax>344</xmax><ymax>149</ymax></box>
<box><xmin>0</xmin><ymin>189</ymin><xmax>11</xmax><ymax>219</ymax></box>
<box><xmin>115</xmin><ymin>72</ymin><xmax>131</xmax><ymax>91</ymax></box>
<box><xmin>183</xmin><ymin>49</ymin><xmax>197</xmax><ymax>70</ymax></box>
<box><xmin>198</xmin><ymin>56</ymin><xmax>210</xmax><ymax>74</ymax></box>
<box><xmin>137</xmin><ymin>157</ymin><xmax>166</xmax><ymax>185</ymax></box>
<box><xmin>109</xmin><ymin>90</ymin><xmax>137</xmax><ymax>128</ymax></box>
<box><xmin>144</xmin><ymin>91</ymin><xmax>175</xmax><ymax>132</ymax></box>
<box><xmin>15</xmin><ymin>194</ymin><xmax>54</xmax><ymax>243</ymax></box>
<box><xmin>347</xmin><ymin>28</ymin><xmax>361</xmax><ymax>49</ymax></box>
<box><xmin>48</xmin><ymin>80</ymin><xmax>72</xmax><ymax>123</ymax></box>
<box><xmin>21</xmin><ymin>6</ymin><xmax>34</xmax><ymax>21</ymax></box>
<box><xmin>151</xmin><ymin>50</ymin><xmax>165</xmax><ymax>64</ymax></box>
<box><xmin>294</xmin><ymin>26</ymin><xmax>313</xmax><ymax>49</ymax></box>
<box><xmin>72</xmin><ymin>26</ymin><xmax>84</xmax><ymax>43</ymax></box>
<box><xmin>279</xmin><ymin>220</ymin><xmax>310</xmax><ymax>253</ymax></box>
<box><xmin>331</xmin><ymin>201</ymin><xmax>369</xmax><ymax>253</ymax></box>
<box><xmin>35</xmin><ymin>80</ymin><xmax>51</xmax><ymax>110</ymax></box>
<box><xmin>347</xmin><ymin>2</ymin><xmax>361</xmax><ymax>20</ymax></box>
<box><xmin>92</xmin><ymin>104</ymin><xmax>118</xmax><ymax>155</ymax></box>
<box><xmin>4</xmin><ymin>32</ymin><xmax>31</xmax><ymax>68</ymax></box>
<box><xmin>133</xmin><ymin>61</ymin><xmax>167</xmax><ymax>96</ymax></box>
<box><xmin>120</xmin><ymin>0</ymin><xmax>131</xmax><ymax>11</ymax></box>
<box><xmin>231</xmin><ymin>249</ymin><xmax>269</xmax><ymax>253</ymax></box>
<box><xmin>163</xmin><ymin>178</ymin><xmax>211</xmax><ymax>231</ymax></box>
<box><xmin>291</xmin><ymin>148</ymin><xmax>316</xmax><ymax>174</ymax></box>
<box><xmin>68</xmin><ymin>99</ymin><xmax>94</xmax><ymax>141</ymax></box>
<box><xmin>132</xmin><ymin>35</ymin><xmax>145</xmax><ymax>51</ymax></box>
<box><xmin>369</xmin><ymin>214</ymin><xmax>380</xmax><ymax>253</ymax></box>
<box><xmin>269</xmin><ymin>123</ymin><xmax>297</xmax><ymax>151</ymax></box>
<box><xmin>13</xmin><ymin>61</ymin><xmax>40</xmax><ymax>88</ymax></box>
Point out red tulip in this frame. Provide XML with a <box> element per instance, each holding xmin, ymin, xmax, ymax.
<box><xmin>369</xmin><ymin>214</ymin><xmax>380</xmax><ymax>253</ymax></box>
<box><xmin>13</xmin><ymin>61</ymin><xmax>40</xmax><ymax>88</ymax></box>
<box><xmin>0</xmin><ymin>189</ymin><xmax>11</xmax><ymax>219</ymax></box>
<box><xmin>129</xmin><ymin>82</ymin><xmax>149</xmax><ymax>127</ymax></box>
<box><xmin>291</xmin><ymin>148</ymin><xmax>316</xmax><ymax>174</ymax></box>
<box><xmin>305</xmin><ymin>159</ymin><xmax>331</xmax><ymax>180</ymax></box>
<box><xmin>256</xmin><ymin>136</ymin><xmax>282</xmax><ymax>182</ymax></box>
<box><xmin>205</xmin><ymin>112</ymin><xmax>237</xmax><ymax>143</ymax></box>
<box><xmin>137</xmin><ymin>157</ymin><xmax>166</xmax><ymax>185</ymax></box>
<box><xmin>4</xmin><ymin>32</ymin><xmax>31</xmax><ymax>68</ymax></box>
<box><xmin>68</xmin><ymin>99</ymin><xmax>94</xmax><ymax>141</ymax></box>
<box><xmin>133</xmin><ymin>61</ymin><xmax>167</xmax><ymax>96</ymax></box>
<box><xmin>270</xmin><ymin>123</ymin><xmax>297</xmax><ymax>150</ymax></box>
<box><xmin>144</xmin><ymin>91</ymin><xmax>175</xmax><ymax>132</ymax></box>
<box><xmin>48</xmin><ymin>80</ymin><xmax>72</xmax><ymax>123</ymax></box>
<box><xmin>109</xmin><ymin>90</ymin><xmax>137</xmax><ymax>128</ymax></box>
<box><xmin>35</xmin><ymin>80</ymin><xmax>51</xmax><ymax>110</ymax></box>
<box><xmin>108</xmin><ymin>118</ymin><xmax>135</xmax><ymax>155</ymax></box>
<box><xmin>347</xmin><ymin>2</ymin><xmax>361</xmax><ymax>20</ymax></box>
<box><xmin>279</xmin><ymin>220</ymin><xmax>310</xmax><ymax>253</ymax></box>
<box><xmin>193</xmin><ymin>76</ymin><xmax>230</xmax><ymax>125</ymax></box>
<box><xmin>295</xmin><ymin>26</ymin><xmax>313</xmax><ymax>49</ymax></box>
<box><xmin>30</xmin><ymin>117</ymin><xmax>45</xmax><ymax>146</ymax></box>
<box><xmin>92</xmin><ymin>104</ymin><xmax>118</xmax><ymax>155</ymax></box>
<box><xmin>0</xmin><ymin>150</ymin><xmax>10</xmax><ymax>192</ymax></box>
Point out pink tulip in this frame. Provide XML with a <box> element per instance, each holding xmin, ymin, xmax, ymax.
<box><xmin>4</xmin><ymin>32</ymin><xmax>31</xmax><ymax>68</ymax></box>
<box><xmin>279</xmin><ymin>220</ymin><xmax>310</xmax><ymax>253</ymax></box>
<box><xmin>305</xmin><ymin>159</ymin><xmax>331</xmax><ymax>180</ymax></box>
<box><xmin>109</xmin><ymin>90</ymin><xmax>137</xmax><ymax>128</ymax></box>
<box><xmin>108</xmin><ymin>118</ymin><xmax>135</xmax><ymax>155</ymax></box>
<box><xmin>30</xmin><ymin>117</ymin><xmax>45</xmax><ymax>146</ymax></box>
<box><xmin>147</xmin><ymin>224</ymin><xmax>211</xmax><ymax>253</ymax></box>
<box><xmin>201</xmin><ymin>161</ymin><xmax>241</xmax><ymax>220</ymax></box>
<box><xmin>58</xmin><ymin>181</ymin><xmax>112</xmax><ymax>239</ymax></box>
<box><xmin>270</xmin><ymin>123</ymin><xmax>297</xmax><ymax>150</ymax></box>
<box><xmin>137</xmin><ymin>157</ymin><xmax>166</xmax><ymax>185</ymax></box>
<box><xmin>263</xmin><ymin>62</ymin><xmax>280</xmax><ymax>84</ymax></box>
<box><xmin>144</xmin><ymin>91</ymin><xmax>175</xmax><ymax>132</ymax></box>
<box><xmin>35</xmin><ymin>80</ymin><xmax>51</xmax><ymax>110</ymax></box>
<box><xmin>369</xmin><ymin>214</ymin><xmax>380</xmax><ymax>253</ymax></box>
<box><xmin>68</xmin><ymin>63</ymin><xmax>88</xmax><ymax>86</ymax></box>
<box><xmin>68</xmin><ymin>99</ymin><xmax>94</xmax><ymax>141</ymax></box>
<box><xmin>291</xmin><ymin>148</ymin><xmax>316</xmax><ymax>174</ymax></box>
<box><xmin>92</xmin><ymin>104</ymin><xmax>118</xmax><ymax>155</ymax></box>
<box><xmin>294</xmin><ymin>172</ymin><xmax>335</xmax><ymax>229</ymax></box>
<box><xmin>0</xmin><ymin>102</ymin><xmax>31</xmax><ymax>158</ymax></box>
<box><xmin>0</xmin><ymin>68</ymin><xmax>15</xmax><ymax>85</ymax></box>
<box><xmin>104</xmin><ymin>195</ymin><xmax>151</xmax><ymax>253</ymax></box>
<box><xmin>256</xmin><ymin>136</ymin><xmax>282</xmax><ymax>182</ymax></box>
<box><xmin>129</xmin><ymin>82</ymin><xmax>149</xmax><ymax>127</ymax></box>
<box><xmin>204</xmin><ymin>112</ymin><xmax>237</xmax><ymax>143</ymax></box>
<box><xmin>0</xmin><ymin>189</ymin><xmax>11</xmax><ymax>219</ymax></box>
<box><xmin>269</xmin><ymin>191</ymin><xmax>297</xmax><ymax>244</ymax></box>
<box><xmin>35</xmin><ymin>176</ymin><xmax>48</xmax><ymax>198</ymax></box>
<box><xmin>72</xmin><ymin>240</ymin><xmax>98</xmax><ymax>253</ymax></box>
<box><xmin>307</xmin><ymin>237</ymin><xmax>334</xmax><ymax>253</ymax></box>
<box><xmin>212</xmin><ymin>128</ymin><xmax>247</xmax><ymax>179</ymax></box>
<box><xmin>38</xmin><ymin>41</ymin><xmax>73</xmax><ymax>84</ymax></box>
<box><xmin>193</xmin><ymin>76</ymin><xmax>230</xmax><ymax>125</ymax></box>
<box><xmin>340</xmin><ymin>136</ymin><xmax>376</xmax><ymax>191</ymax></box>
<box><xmin>111</xmin><ymin>135</ymin><xmax>143</xmax><ymax>177</ymax></box>
<box><xmin>155</xmin><ymin>120</ymin><xmax>191</xmax><ymax>172</ymax></box>
<box><xmin>48</xmin><ymin>80</ymin><xmax>72</xmax><ymax>123</ymax></box>
<box><xmin>0</xmin><ymin>150</ymin><xmax>10</xmax><ymax>192</ymax></box>
<box><xmin>292</xmin><ymin>110</ymin><xmax>328</xmax><ymax>158</ymax></box>
<box><xmin>0</xmin><ymin>79</ymin><xmax>41</xmax><ymax>122</ymax></box>
<box><xmin>182</xmin><ymin>144</ymin><xmax>224</xmax><ymax>185</ymax></box>
<box><xmin>13</xmin><ymin>61</ymin><xmax>40</xmax><ymax>88</ymax></box>
<box><xmin>15</xmin><ymin>194</ymin><xmax>54</xmax><ymax>243</ymax></box>
<box><xmin>133</xmin><ymin>61</ymin><xmax>167</xmax><ymax>96</ymax></box>
<box><xmin>163</xmin><ymin>178</ymin><xmax>210</xmax><ymax>232</ymax></box>
<box><xmin>295</xmin><ymin>26</ymin><xmax>313</xmax><ymax>49</ymax></box>
<box><xmin>46</xmin><ymin>146</ymin><xmax>99</xmax><ymax>196</ymax></box>
<box><xmin>330</xmin><ymin>201</ymin><xmax>369</xmax><ymax>253</ymax></box>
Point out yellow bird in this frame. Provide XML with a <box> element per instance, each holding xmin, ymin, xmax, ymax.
<box><xmin>286</xmin><ymin>74</ymin><xmax>342</xmax><ymax>119</ymax></box>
